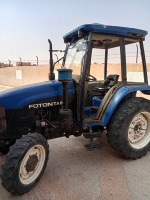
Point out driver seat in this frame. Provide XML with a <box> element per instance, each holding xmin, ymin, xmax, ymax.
<box><xmin>103</xmin><ymin>74</ymin><xmax>119</xmax><ymax>87</ymax></box>
<box><xmin>93</xmin><ymin>74</ymin><xmax>119</xmax><ymax>93</ymax></box>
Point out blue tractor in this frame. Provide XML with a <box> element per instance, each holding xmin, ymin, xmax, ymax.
<box><xmin>0</xmin><ymin>24</ymin><xmax>150</xmax><ymax>194</ymax></box>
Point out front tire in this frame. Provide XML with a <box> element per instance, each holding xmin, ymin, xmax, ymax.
<box><xmin>1</xmin><ymin>133</ymin><xmax>49</xmax><ymax>195</ymax></box>
<box><xmin>107</xmin><ymin>97</ymin><xmax>150</xmax><ymax>159</ymax></box>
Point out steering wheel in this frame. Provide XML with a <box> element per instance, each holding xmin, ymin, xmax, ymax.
<box><xmin>86</xmin><ymin>74</ymin><xmax>97</xmax><ymax>82</ymax></box>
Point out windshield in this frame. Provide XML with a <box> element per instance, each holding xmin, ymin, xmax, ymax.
<box><xmin>63</xmin><ymin>38</ymin><xmax>87</xmax><ymax>76</ymax></box>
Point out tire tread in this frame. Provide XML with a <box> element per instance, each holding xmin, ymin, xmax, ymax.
<box><xmin>1</xmin><ymin>133</ymin><xmax>49</xmax><ymax>195</ymax></box>
<box><xmin>107</xmin><ymin>97</ymin><xmax>150</xmax><ymax>159</ymax></box>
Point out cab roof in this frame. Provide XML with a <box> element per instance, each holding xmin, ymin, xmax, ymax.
<box><xmin>63</xmin><ymin>23</ymin><xmax>148</xmax><ymax>43</ymax></box>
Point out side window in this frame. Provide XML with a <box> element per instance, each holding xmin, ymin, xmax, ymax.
<box><xmin>126</xmin><ymin>42</ymin><xmax>144</xmax><ymax>83</ymax></box>
<box><xmin>107</xmin><ymin>47</ymin><xmax>121</xmax><ymax>81</ymax></box>
<box><xmin>90</xmin><ymin>43</ymin><xmax>147</xmax><ymax>83</ymax></box>
<box><xmin>90</xmin><ymin>47</ymin><xmax>121</xmax><ymax>81</ymax></box>
<box><xmin>90</xmin><ymin>48</ymin><xmax>104</xmax><ymax>80</ymax></box>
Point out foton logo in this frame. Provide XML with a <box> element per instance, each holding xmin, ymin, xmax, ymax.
<box><xmin>29</xmin><ymin>101</ymin><xmax>63</xmax><ymax>109</ymax></box>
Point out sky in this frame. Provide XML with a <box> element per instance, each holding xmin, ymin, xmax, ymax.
<box><xmin>0</xmin><ymin>0</ymin><xmax>150</xmax><ymax>65</ymax></box>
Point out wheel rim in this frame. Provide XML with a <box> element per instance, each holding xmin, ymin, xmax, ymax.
<box><xmin>19</xmin><ymin>145</ymin><xmax>46</xmax><ymax>185</ymax></box>
<box><xmin>128</xmin><ymin>111</ymin><xmax>150</xmax><ymax>149</ymax></box>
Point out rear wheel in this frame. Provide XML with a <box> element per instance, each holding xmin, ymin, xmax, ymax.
<box><xmin>107</xmin><ymin>97</ymin><xmax>150</xmax><ymax>159</ymax></box>
<box><xmin>1</xmin><ymin>133</ymin><xmax>49</xmax><ymax>195</ymax></box>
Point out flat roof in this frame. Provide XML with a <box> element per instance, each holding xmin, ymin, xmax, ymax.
<box><xmin>63</xmin><ymin>23</ymin><xmax>148</xmax><ymax>43</ymax></box>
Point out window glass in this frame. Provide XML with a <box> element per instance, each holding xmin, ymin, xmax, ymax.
<box><xmin>90</xmin><ymin>48</ymin><xmax>104</xmax><ymax>80</ymax></box>
<box><xmin>126</xmin><ymin>42</ymin><xmax>144</xmax><ymax>83</ymax></box>
<box><xmin>107</xmin><ymin>47</ymin><xmax>121</xmax><ymax>81</ymax></box>
<box><xmin>90</xmin><ymin>47</ymin><xmax>121</xmax><ymax>81</ymax></box>
<box><xmin>64</xmin><ymin>38</ymin><xmax>87</xmax><ymax>76</ymax></box>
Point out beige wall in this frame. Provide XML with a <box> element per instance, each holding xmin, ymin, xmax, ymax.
<box><xmin>0</xmin><ymin>63</ymin><xmax>150</xmax><ymax>87</ymax></box>
<box><xmin>0</xmin><ymin>64</ymin><xmax>60</xmax><ymax>87</ymax></box>
<box><xmin>90</xmin><ymin>63</ymin><xmax>150</xmax><ymax>80</ymax></box>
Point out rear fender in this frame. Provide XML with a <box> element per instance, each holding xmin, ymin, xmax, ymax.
<box><xmin>101</xmin><ymin>85</ymin><xmax>150</xmax><ymax>127</ymax></box>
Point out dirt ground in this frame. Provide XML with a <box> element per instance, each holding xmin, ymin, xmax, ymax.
<box><xmin>0</xmin><ymin>85</ymin><xmax>150</xmax><ymax>200</ymax></box>
<box><xmin>0</xmin><ymin>135</ymin><xmax>150</xmax><ymax>200</ymax></box>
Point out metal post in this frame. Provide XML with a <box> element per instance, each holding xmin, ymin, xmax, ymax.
<box><xmin>104</xmin><ymin>49</ymin><xmax>108</xmax><ymax>79</ymax></box>
<box><xmin>36</xmin><ymin>56</ymin><xmax>38</xmax><ymax>66</ymax></box>
<box><xmin>63</xmin><ymin>82</ymin><xmax>68</xmax><ymax>110</ymax></box>
<box><xmin>120</xmin><ymin>37</ymin><xmax>127</xmax><ymax>85</ymax></box>
<box><xmin>62</xmin><ymin>44</ymin><xmax>69</xmax><ymax>68</ymax></box>
<box><xmin>136</xmin><ymin>44</ymin><xmax>138</xmax><ymax>63</ymax></box>
<box><xmin>79</xmin><ymin>32</ymin><xmax>92</xmax><ymax>130</ymax></box>
<box><xmin>139</xmin><ymin>40</ymin><xmax>148</xmax><ymax>84</ymax></box>
<box><xmin>19</xmin><ymin>57</ymin><xmax>22</xmax><ymax>66</ymax></box>
<box><xmin>55</xmin><ymin>54</ymin><xmax>59</xmax><ymax>64</ymax></box>
<box><xmin>8</xmin><ymin>59</ymin><xmax>11</xmax><ymax>66</ymax></box>
<box><xmin>54</xmin><ymin>54</ymin><xmax>59</xmax><ymax>63</ymax></box>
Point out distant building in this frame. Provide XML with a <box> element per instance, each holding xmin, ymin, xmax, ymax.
<box><xmin>16</xmin><ymin>62</ymin><xmax>31</xmax><ymax>66</ymax></box>
<box><xmin>0</xmin><ymin>63</ymin><xmax>13</xmax><ymax>68</ymax></box>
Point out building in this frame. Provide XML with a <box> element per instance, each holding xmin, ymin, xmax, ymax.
<box><xmin>16</xmin><ymin>62</ymin><xmax>31</xmax><ymax>66</ymax></box>
<box><xmin>0</xmin><ymin>63</ymin><xmax>13</xmax><ymax>68</ymax></box>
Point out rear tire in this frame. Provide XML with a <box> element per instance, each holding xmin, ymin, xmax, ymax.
<box><xmin>1</xmin><ymin>133</ymin><xmax>49</xmax><ymax>195</ymax></box>
<box><xmin>107</xmin><ymin>97</ymin><xmax>150</xmax><ymax>159</ymax></box>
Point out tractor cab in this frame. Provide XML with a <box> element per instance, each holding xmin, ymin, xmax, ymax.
<box><xmin>59</xmin><ymin>24</ymin><xmax>148</xmax><ymax>130</ymax></box>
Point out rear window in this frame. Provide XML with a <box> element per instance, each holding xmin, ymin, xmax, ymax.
<box><xmin>126</xmin><ymin>42</ymin><xmax>144</xmax><ymax>83</ymax></box>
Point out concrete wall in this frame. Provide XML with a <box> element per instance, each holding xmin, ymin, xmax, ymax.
<box><xmin>0</xmin><ymin>64</ymin><xmax>60</xmax><ymax>87</ymax></box>
<box><xmin>0</xmin><ymin>63</ymin><xmax>150</xmax><ymax>87</ymax></box>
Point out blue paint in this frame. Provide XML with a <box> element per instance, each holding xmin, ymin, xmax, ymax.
<box><xmin>0</xmin><ymin>81</ymin><xmax>74</xmax><ymax>109</ymax></box>
<box><xmin>84</xmin><ymin>96</ymin><xmax>102</xmax><ymax>116</ymax></box>
<box><xmin>101</xmin><ymin>85</ymin><xmax>150</xmax><ymax>127</ymax></box>
<box><xmin>84</xmin><ymin>121</ymin><xmax>101</xmax><ymax>127</ymax></box>
<box><xmin>84</xmin><ymin>107</ymin><xmax>91</xmax><ymax>115</ymax></box>
<box><xmin>58</xmin><ymin>71</ymin><xmax>72</xmax><ymax>81</ymax></box>
<box><xmin>92</xmin><ymin>96</ymin><xmax>102</xmax><ymax>107</ymax></box>
<box><xmin>84</xmin><ymin>107</ymin><xmax>97</xmax><ymax>116</ymax></box>
<box><xmin>64</xmin><ymin>23</ymin><xmax>148</xmax><ymax>42</ymax></box>
<box><xmin>57</xmin><ymin>69</ymin><xmax>72</xmax><ymax>81</ymax></box>
<box><xmin>85</xmin><ymin>85</ymin><xmax>150</xmax><ymax>127</ymax></box>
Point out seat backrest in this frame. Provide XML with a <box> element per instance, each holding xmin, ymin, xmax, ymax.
<box><xmin>103</xmin><ymin>74</ymin><xmax>119</xmax><ymax>87</ymax></box>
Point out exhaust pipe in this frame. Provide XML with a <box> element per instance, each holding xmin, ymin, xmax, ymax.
<box><xmin>48</xmin><ymin>39</ymin><xmax>55</xmax><ymax>80</ymax></box>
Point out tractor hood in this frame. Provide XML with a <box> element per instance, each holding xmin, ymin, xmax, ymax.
<box><xmin>0</xmin><ymin>81</ymin><xmax>74</xmax><ymax>109</ymax></box>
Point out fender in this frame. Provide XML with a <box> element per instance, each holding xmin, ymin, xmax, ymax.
<box><xmin>0</xmin><ymin>81</ymin><xmax>74</xmax><ymax>109</ymax></box>
<box><xmin>101</xmin><ymin>84</ymin><xmax>150</xmax><ymax>127</ymax></box>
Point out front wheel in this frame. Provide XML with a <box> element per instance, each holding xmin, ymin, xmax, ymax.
<box><xmin>107</xmin><ymin>97</ymin><xmax>150</xmax><ymax>159</ymax></box>
<box><xmin>1</xmin><ymin>133</ymin><xmax>49</xmax><ymax>195</ymax></box>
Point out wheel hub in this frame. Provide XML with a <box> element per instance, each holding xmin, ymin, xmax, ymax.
<box><xmin>19</xmin><ymin>144</ymin><xmax>46</xmax><ymax>185</ymax></box>
<box><xmin>128</xmin><ymin>112</ymin><xmax>150</xmax><ymax>149</ymax></box>
<box><xmin>134</xmin><ymin>124</ymin><xmax>139</xmax><ymax>132</ymax></box>
<box><xmin>26</xmin><ymin>155</ymin><xmax>39</xmax><ymax>172</ymax></box>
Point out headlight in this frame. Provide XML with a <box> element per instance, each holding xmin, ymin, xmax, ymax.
<box><xmin>0</xmin><ymin>105</ymin><xmax>6</xmax><ymax>133</ymax></box>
